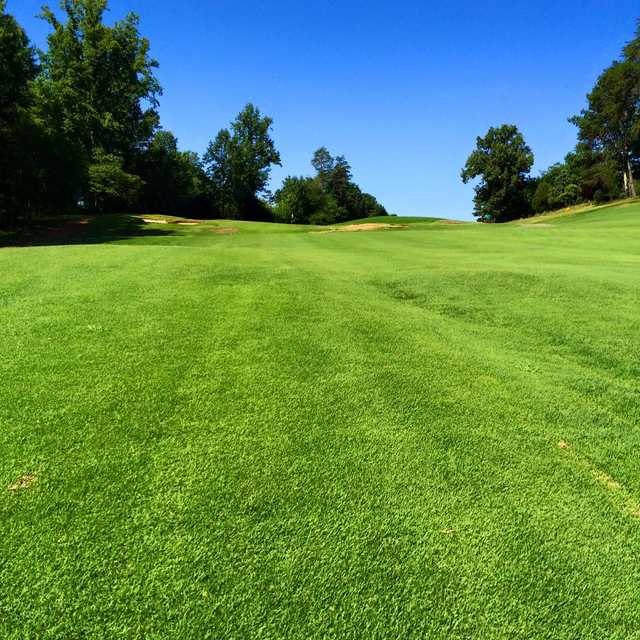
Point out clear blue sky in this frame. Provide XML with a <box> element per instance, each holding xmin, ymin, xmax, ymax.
<box><xmin>8</xmin><ymin>0</ymin><xmax>639</xmax><ymax>219</ymax></box>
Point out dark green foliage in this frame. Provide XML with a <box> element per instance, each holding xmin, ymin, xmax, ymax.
<box><xmin>203</xmin><ymin>104</ymin><xmax>281</xmax><ymax>219</ymax></box>
<box><xmin>37</xmin><ymin>0</ymin><xmax>161</xmax><ymax>159</ymax></box>
<box><xmin>570</xmin><ymin>23</ymin><xmax>640</xmax><ymax>199</ymax></box>
<box><xmin>138</xmin><ymin>131</ymin><xmax>210</xmax><ymax>216</ymax></box>
<box><xmin>273</xmin><ymin>176</ymin><xmax>328</xmax><ymax>224</ymax></box>
<box><xmin>35</xmin><ymin>0</ymin><xmax>161</xmax><ymax>207</ymax></box>
<box><xmin>533</xmin><ymin>146</ymin><xmax>621</xmax><ymax>213</ymax></box>
<box><xmin>275</xmin><ymin>149</ymin><xmax>387</xmax><ymax>225</ymax></box>
<box><xmin>461</xmin><ymin>124</ymin><xmax>535</xmax><ymax>222</ymax></box>
<box><xmin>0</xmin><ymin>1</ymin><xmax>39</xmax><ymax>227</ymax></box>
<box><xmin>532</xmin><ymin>163</ymin><xmax>581</xmax><ymax>213</ymax></box>
<box><xmin>87</xmin><ymin>149</ymin><xmax>143</xmax><ymax>213</ymax></box>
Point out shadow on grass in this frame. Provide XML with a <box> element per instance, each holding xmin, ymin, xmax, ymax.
<box><xmin>0</xmin><ymin>214</ymin><xmax>177</xmax><ymax>248</ymax></box>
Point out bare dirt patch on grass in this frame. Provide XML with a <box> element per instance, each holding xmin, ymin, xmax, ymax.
<box><xmin>211</xmin><ymin>227</ymin><xmax>239</xmax><ymax>235</ymax></box>
<box><xmin>312</xmin><ymin>223</ymin><xmax>408</xmax><ymax>234</ymax></box>
<box><xmin>341</xmin><ymin>223</ymin><xmax>408</xmax><ymax>232</ymax></box>
<box><xmin>8</xmin><ymin>473</ymin><xmax>37</xmax><ymax>492</ymax></box>
<box><xmin>559</xmin><ymin>445</ymin><xmax>640</xmax><ymax>519</ymax></box>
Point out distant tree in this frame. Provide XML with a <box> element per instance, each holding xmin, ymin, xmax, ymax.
<box><xmin>35</xmin><ymin>0</ymin><xmax>161</xmax><ymax>208</ymax></box>
<box><xmin>532</xmin><ymin>163</ymin><xmax>581</xmax><ymax>213</ymax></box>
<box><xmin>570</xmin><ymin>59</ymin><xmax>640</xmax><ymax>198</ymax></box>
<box><xmin>461</xmin><ymin>124</ymin><xmax>535</xmax><ymax>222</ymax></box>
<box><xmin>570</xmin><ymin>145</ymin><xmax>620</xmax><ymax>202</ymax></box>
<box><xmin>360</xmin><ymin>192</ymin><xmax>388</xmax><ymax>217</ymax></box>
<box><xmin>138</xmin><ymin>130</ymin><xmax>209</xmax><ymax>215</ymax></box>
<box><xmin>274</xmin><ymin>176</ymin><xmax>333</xmax><ymax>224</ymax></box>
<box><xmin>311</xmin><ymin>146</ymin><xmax>335</xmax><ymax>189</ymax></box>
<box><xmin>88</xmin><ymin>150</ymin><xmax>143</xmax><ymax>213</ymax></box>
<box><xmin>203</xmin><ymin>128</ymin><xmax>235</xmax><ymax>217</ymax></box>
<box><xmin>309</xmin><ymin>148</ymin><xmax>388</xmax><ymax>222</ymax></box>
<box><xmin>203</xmin><ymin>104</ymin><xmax>281</xmax><ymax>219</ymax></box>
<box><xmin>0</xmin><ymin>0</ymin><xmax>39</xmax><ymax>227</ymax></box>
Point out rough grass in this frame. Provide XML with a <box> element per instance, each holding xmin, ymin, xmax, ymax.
<box><xmin>2</xmin><ymin>203</ymin><xmax>640</xmax><ymax>638</ymax></box>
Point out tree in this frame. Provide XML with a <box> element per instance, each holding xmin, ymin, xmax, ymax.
<box><xmin>203</xmin><ymin>104</ymin><xmax>281</xmax><ymax>219</ymax></box>
<box><xmin>138</xmin><ymin>130</ymin><xmax>209</xmax><ymax>215</ymax></box>
<box><xmin>309</xmin><ymin>148</ymin><xmax>388</xmax><ymax>222</ymax></box>
<box><xmin>461</xmin><ymin>124</ymin><xmax>535</xmax><ymax>222</ymax></box>
<box><xmin>0</xmin><ymin>0</ymin><xmax>39</xmax><ymax>227</ymax></box>
<box><xmin>203</xmin><ymin>128</ymin><xmax>235</xmax><ymax>217</ymax></box>
<box><xmin>532</xmin><ymin>162</ymin><xmax>581</xmax><ymax>213</ymax></box>
<box><xmin>311</xmin><ymin>146</ymin><xmax>335</xmax><ymax>189</ymax></box>
<box><xmin>273</xmin><ymin>176</ymin><xmax>334</xmax><ymax>224</ymax></box>
<box><xmin>570</xmin><ymin>59</ymin><xmax>640</xmax><ymax>198</ymax></box>
<box><xmin>88</xmin><ymin>149</ymin><xmax>143</xmax><ymax>213</ymax></box>
<box><xmin>35</xmin><ymin>0</ymin><xmax>161</xmax><ymax>208</ymax></box>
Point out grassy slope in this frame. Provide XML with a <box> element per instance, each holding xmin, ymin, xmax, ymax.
<box><xmin>1</xmin><ymin>204</ymin><xmax>640</xmax><ymax>638</ymax></box>
<box><xmin>339</xmin><ymin>215</ymin><xmax>444</xmax><ymax>225</ymax></box>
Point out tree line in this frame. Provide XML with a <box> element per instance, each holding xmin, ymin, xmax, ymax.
<box><xmin>0</xmin><ymin>0</ymin><xmax>387</xmax><ymax>229</ymax></box>
<box><xmin>462</xmin><ymin>21</ymin><xmax>640</xmax><ymax>222</ymax></box>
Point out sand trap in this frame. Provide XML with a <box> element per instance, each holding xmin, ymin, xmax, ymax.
<box><xmin>340</xmin><ymin>223</ymin><xmax>408</xmax><ymax>232</ymax></box>
<box><xmin>211</xmin><ymin>227</ymin><xmax>239</xmax><ymax>234</ymax></box>
<box><xmin>176</xmin><ymin>222</ymin><xmax>199</xmax><ymax>226</ymax></box>
<box><xmin>313</xmin><ymin>223</ymin><xmax>408</xmax><ymax>234</ymax></box>
<box><xmin>143</xmin><ymin>218</ymin><xmax>168</xmax><ymax>224</ymax></box>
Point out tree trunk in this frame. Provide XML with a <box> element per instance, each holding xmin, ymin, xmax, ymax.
<box><xmin>626</xmin><ymin>156</ymin><xmax>637</xmax><ymax>198</ymax></box>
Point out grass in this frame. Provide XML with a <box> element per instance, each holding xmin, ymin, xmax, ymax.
<box><xmin>2</xmin><ymin>204</ymin><xmax>640</xmax><ymax>638</ymax></box>
<box><xmin>339</xmin><ymin>215</ymin><xmax>444</xmax><ymax>225</ymax></box>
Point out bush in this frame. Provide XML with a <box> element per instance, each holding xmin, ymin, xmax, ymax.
<box><xmin>593</xmin><ymin>189</ymin><xmax>608</xmax><ymax>204</ymax></box>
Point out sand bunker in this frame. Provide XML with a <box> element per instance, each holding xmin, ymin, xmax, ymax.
<box><xmin>313</xmin><ymin>223</ymin><xmax>408</xmax><ymax>234</ymax></box>
<box><xmin>211</xmin><ymin>227</ymin><xmax>239</xmax><ymax>235</ymax></box>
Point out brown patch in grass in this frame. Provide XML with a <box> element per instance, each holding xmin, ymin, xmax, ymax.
<box><xmin>558</xmin><ymin>440</ymin><xmax>571</xmax><ymax>450</ymax></box>
<box><xmin>559</xmin><ymin>445</ymin><xmax>640</xmax><ymax>519</ymax></box>
<box><xmin>176</xmin><ymin>221</ymin><xmax>199</xmax><ymax>226</ymax></box>
<box><xmin>8</xmin><ymin>473</ymin><xmax>37</xmax><ymax>492</ymax></box>
<box><xmin>593</xmin><ymin>470</ymin><xmax>623</xmax><ymax>492</ymax></box>
<box><xmin>340</xmin><ymin>223</ymin><xmax>408</xmax><ymax>232</ymax></box>
<box><xmin>440</xmin><ymin>528</ymin><xmax>456</xmax><ymax>535</ymax></box>
<box><xmin>440</xmin><ymin>220</ymin><xmax>466</xmax><ymax>225</ymax></box>
<box><xmin>211</xmin><ymin>227</ymin><xmax>239</xmax><ymax>235</ymax></box>
<box><xmin>313</xmin><ymin>223</ymin><xmax>408</xmax><ymax>234</ymax></box>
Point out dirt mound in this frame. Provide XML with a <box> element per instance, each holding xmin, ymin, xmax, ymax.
<box><xmin>211</xmin><ymin>227</ymin><xmax>239</xmax><ymax>235</ymax></box>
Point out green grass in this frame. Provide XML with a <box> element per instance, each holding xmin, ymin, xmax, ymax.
<box><xmin>2</xmin><ymin>203</ymin><xmax>640</xmax><ymax>638</ymax></box>
<box><xmin>340</xmin><ymin>215</ymin><xmax>444</xmax><ymax>224</ymax></box>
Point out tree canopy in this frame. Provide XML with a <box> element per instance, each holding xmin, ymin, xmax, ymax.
<box><xmin>203</xmin><ymin>104</ymin><xmax>281</xmax><ymax>219</ymax></box>
<box><xmin>274</xmin><ymin>148</ymin><xmax>387</xmax><ymax>225</ymax></box>
<box><xmin>461</xmin><ymin>125</ymin><xmax>534</xmax><ymax>222</ymax></box>
<box><xmin>0</xmin><ymin>0</ymin><xmax>39</xmax><ymax>226</ymax></box>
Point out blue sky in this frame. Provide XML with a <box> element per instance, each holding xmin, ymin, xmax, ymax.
<box><xmin>8</xmin><ymin>0</ymin><xmax>639</xmax><ymax>219</ymax></box>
